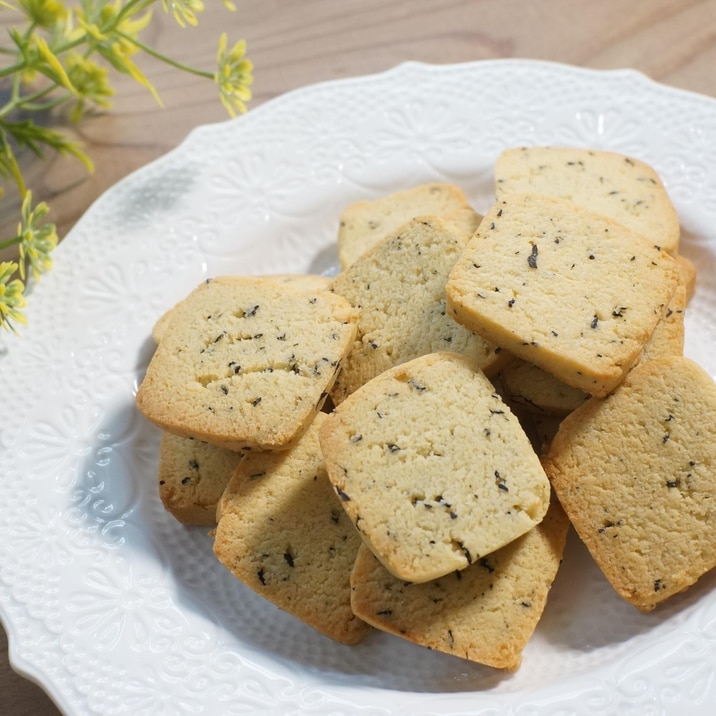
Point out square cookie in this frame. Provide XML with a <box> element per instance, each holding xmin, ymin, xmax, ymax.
<box><xmin>446</xmin><ymin>192</ymin><xmax>681</xmax><ymax>396</ymax></box>
<box><xmin>319</xmin><ymin>351</ymin><xmax>551</xmax><ymax>583</ymax></box>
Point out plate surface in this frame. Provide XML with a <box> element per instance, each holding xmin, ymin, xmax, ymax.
<box><xmin>2</xmin><ymin>59</ymin><xmax>716</xmax><ymax>716</ymax></box>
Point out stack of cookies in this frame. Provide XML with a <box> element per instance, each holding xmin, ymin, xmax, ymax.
<box><xmin>135</xmin><ymin>150</ymin><xmax>716</xmax><ymax>671</ymax></box>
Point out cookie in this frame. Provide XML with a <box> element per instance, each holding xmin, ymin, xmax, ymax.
<box><xmin>674</xmin><ymin>253</ymin><xmax>697</xmax><ymax>304</ymax></box>
<box><xmin>157</xmin><ymin>432</ymin><xmax>243</xmax><ymax>525</ymax></box>
<box><xmin>213</xmin><ymin>412</ymin><xmax>371</xmax><ymax>645</ymax></box>
<box><xmin>152</xmin><ymin>274</ymin><xmax>333</xmax><ymax>344</ymax></box>
<box><xmin>446</xmin><ymin>192</ymin><xmax>682</xmax><ymax>397</ymax></box>
<box><xmin>640</xmin><ymin>282</ymin><xmax>686</xmax><ymax>362</ymax></box>
<box><xmin>337</xmin><ymin>182</ymin><xmax>481</xmax><ymax>268</ymax></box>
<box><xmin>350</xmin><ymin>501</ymin><xmax>569</xmax><ymax>670</ymax></box>
<box><xmin>330</xmin><ymin>215</ymin><xmax>504</xmax><ymax>405</ymax></box>
<box><xmin>136</xmin><ymin>276</ymin><xmax>358</xmax><ymax>452</ymax></box>
<box><xmin>542</xmin><ymin>356</ymin><xmax>716</xmax><ymax>612</ymax></box>
<box><xmin>319</xmin><ymin>351</ymin><xmax>551</xmax><ymax>583</ymax></box>
<box><xmin>500</xmin><ymin>357</ymin><xmax>589</xmax><ymax>416</ymax></box>
<box><xmin>494</xmin><ymin>146</ymin><xmax>680</xmax><ymax>254</ymax></box>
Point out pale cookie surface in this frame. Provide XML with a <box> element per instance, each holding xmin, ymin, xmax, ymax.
<box><xmin>337</xmin><ymin>182</ymin><xmax>481</xmax><ymax>268</ymax></box>
<box><xmin>350</xmin><ymin>501</ymin><xmax>569</xmax><ymax>670</ymax></box>
<box><xmin>213</xmin><ymin>412</ymin><xmax>371</xmax><ymax>645</ymax></box>
<box><xmin>158</xmin><ymin>432</ymin><xmax>244</xmax><ymax>526</ymax></box>
<box><xmin>446</xmin><ymin>193</ymin><xmax>682</xmax><ymax>397</ymax></box>
<box><xmin>152</xmin><ymin>274</ymin><xmax>333</xmax><ymax>344</ymax></box>
<box><xmin>500</xmin><ymin>357</ymin><xmax>589</xmax><ymax>416</ymax></box>
<box><xmin>330</xmin><ymin>215</ymin><xmax>503</xmax><ymax>405</ymax></box>
<box><xmin>495</xmin><ymin>146</ymin><xmax>680</xmax><ymax>254</ymax></box>
<box><xmin>542</xmin><ymin>356</ymin><xmax>716</xmax><ymax>612</ymax></box>
<box><xmin>136</xmin><ymin>276</ymin><xmax>358</xmax><ymax>451</ymax></box>
<box><xmin>319</xmin><ymin>351</ymin><xmax>551</xmax><ymax>583</ymax></box>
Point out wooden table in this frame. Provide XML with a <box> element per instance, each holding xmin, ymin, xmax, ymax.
<box><xmin>2</xmin><ymin>0</ymin><xmax>716</xmax><ymax>712</ymax></box>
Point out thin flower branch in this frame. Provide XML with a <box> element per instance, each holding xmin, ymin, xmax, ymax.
<box><xmin>0</xmin><ymin>0</ymin><xmax>253</xmax><ymax>333</ymax></box>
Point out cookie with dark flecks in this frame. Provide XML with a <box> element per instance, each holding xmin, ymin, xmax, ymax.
<box><xmin>446</xmin><ymin>192</ymin><xmax>681</xmax><ymax>397</ymax></box>
<box><xmin>213</xmin><ymin>412</ymin><xmax>371</xmax><ymax>645</ymax></box>
<box><xmin>136</xmin><ymin>276</ymin><xmax>358</xmax><ymax>452</ymax></box>
<box><xmin>319</xmin><ymin>351</ymin><xmax>551</xmax><ymax>583</ymax></box>
<box><xmin>350</xmin><ymin>500</ymin><xmax>569</xmax><ymax>670</ymax></box>
<box><xmin>157</xmin><ymin>432</ymin><xmax>243</xmax><ymax>526</ymax></box>
<box><xmin>542</xmin><ymin>356</ymin><xmax>716</xmax><ymax>612</ymax></box>
<box><xmin>494</xmin><ymin>146</ymin><xmax>680</xmax><ymax>254</ymax></box>
<box><xmin>337</xmin><ymin>182</ymin><xmax>481</xmax><ymax>269</ymax></box>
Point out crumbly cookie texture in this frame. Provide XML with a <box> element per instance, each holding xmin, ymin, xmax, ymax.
<box><xmin>152</xmin><ymin>274</ymin><xmax>333</xmax><ymax>345</ymax></box>
<box><xmin>500</xmin><ymin>357</ymin><xmax>589</xmax><ymax>417</ymax></box>
<box><xmin>500</xmin><ymin>279</ymin><xmax>686</xmax><ymax>417</ymax></box>
<box><xmin>157</xmin><ymin>432</ymin><xmax>244</xmax><ymax>526</ymax></box>
<box><xmin>330</xmin><ymin>214</ymin><xmax>504</xmax><ymax>405</ymax></box>
<box><xmin>350</xmin><ymin>500</ymin><xmax>569</xmax><ymax>670</ymax></box>
<box><xmin>319</xmin><ymin>351</ymin><xmax>551</xmax><ymax>583</ymax></box>
<box><xmin>674</xmin><ymin>254</ymin><xmax>697</xmax><ymax>304</ymax></box>
<box><xmin>136</xmin><ymin>276</ymin><xmax>358</xmax><ymax>452</ymax></box>
<box><xmin>337</xmin><ymin>182</ymin><xmax>482</xmax><ymax>269</ymax></box>
<box><xmin>494</xmin><ymin>146</ymin><xmax>681</xmax><ymax>254</ymax></box>
<box><xmin>445</xmin><ymin>192</ymin><xmax>682</xmax><ymax>397</ymax></box>
<box><xmin>213</xmin><ymin>412</ymin><xmax>371</xmax><ymax>645</ymax></box>
<box><xmin>542</xmin><ymin>356</ymin><xmax>716</xmax><ymax>612</ymax></box>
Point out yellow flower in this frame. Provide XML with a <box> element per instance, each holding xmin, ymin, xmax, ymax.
<box><xmin>76</xmin><ymin>2</ymin><xmax>161</xmax><ymax>105</ymax></box>
<box><xmin>0</xmin><ymin>262</ymin><xmax>27</xmax><ymax>333</ymax></box>
<box><xmin>17</xmin><ymin>0</ymin><xmax>68</xmax><ymax>29</ymax></box>
<box><xmin>66</xmin><ymin>52</ymin><xmax>115</xmax><ymax>121</ymax></box>
<box><xmin>162</xmin><ymin>0</ymin><xmax>205</xmax><ymax>28</ymax></box>
<box><xmin>215</xmin><ymin>34</ymin><xmax>253</xmax><ymax>117</ymax></box>
<box><xmin>16</xmin><ymin>191</ymin><xmax>58</xmax><ymax>281</ymax></box>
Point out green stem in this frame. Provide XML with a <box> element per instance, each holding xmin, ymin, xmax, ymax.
<box><xmin>0</xmin><ymin>237</ymin><xmax>22</xmax><ymax>251</ymax></box>
<box><xmin>115</xmin><ymin>30</ymin><xmax>214</xmax><ymax>80</ymax></box>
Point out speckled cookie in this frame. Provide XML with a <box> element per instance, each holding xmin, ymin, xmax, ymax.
<box><xmin>329</xmin><ymin>215</ymin><xmax>504</xmax><ymax>405</ymax></box>
<box><xmin>337</xmin><ymin>182</ymin><xmax>482</xmax><ymax>268</ymax></box>
<box><xmin>675</xmin><ymin>253</ymin><xmax>697</xmax><ymax>304</ymax></box>
<box><xmin>319</xmin><ymin>351</ymin><xmax>551</xmax><ymax>583</ymax></box>
<box><xmin>136</xmin><ymin>276</ymin><xmax>358</xmax><ymax>452</ymax></box>
<box><xmin>446</xmin><ymin>192</ymin><xmax>682</xmax><ymax>397</ymax></box>
<box><xmin>640</xmin><ymin>282</ymin><xmax>686</xmax><ymax>362</ymax></box>
<box><xmin>158</xmin><ymin>432</ymin><xmax>244</xmax><ymax>525</ymax></box>
<box><xmin>350</xmin><ymin>500</ymin><xmax>569</xmax><ymax>670</ymax></box>
<box><xmin>213</xmin><ymin>412</ymin><xmax>371</xmax><ymax>645</ymax></box>
<box><xmin>542</xmin><ymin>356</ymin><xmax>716</xmax><ymax>612</ymax></box>
<box><xmin>152</xmin><ymin>274</ymin><xmax>333</xmax><ymax>344</ymax></box>
<box><xmin>494</xmin><ymin>146</ymin><xmax>681</xmax><ymax>254</ymax></box>
<box><xmin>500</xmin><ymin>357</ymin><xmax>589</xmax><ymax>417</ymax></box>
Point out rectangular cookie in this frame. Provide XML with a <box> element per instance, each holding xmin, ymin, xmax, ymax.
<box><xmin>136</xmin><ymin>276</ymin><xmax>358</xmax><ymax>451</ymax></box>
<box><xmin>319</xmin><ymin>351</ymin><xmax>551</xmax><ymax>583</ymax></box>
<box><xmin>213</xmin><ymin>412</ymin><xmax>371</xmax><ymax>645</ymax></box>
<box><xmin>446</xmin><ymin>192</ymin><xmax>682</xmax><ymax>397</ymax></box>
<box><xmin>495</xmin><ymin>147</ymin><xmax>680</xmax><ymax>254</ymax></box>
<box><xmin>350</xmin><ymin>501</ymin><xmax>569</xmax><ymax>670</ymax></box>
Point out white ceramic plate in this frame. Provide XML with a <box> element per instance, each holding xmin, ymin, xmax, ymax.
<box><xmin>2</xmin><ymin>59</ymin><xmax>716</xmax><ymax>716</ymax></box>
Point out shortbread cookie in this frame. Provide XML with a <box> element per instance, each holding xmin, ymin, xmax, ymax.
<box><xmin>350</xmin><ymin>500</ymin><xmax>569</xmax><ymax>670</ymax></box>
<box><xmin>152</xmin><ymin>274</ymin><xmax>332</xmax><ymax>344</ymax></box>
<box><xmin>330</xmin><ymin>215</ymin><xmax>504</xmax><ymax>405</ymax></box>
<box><xmin>640</xmin><ymin>282</ymin><xmax>686</xmax><ymax>362</ymax></box>
<box><xmin>674</xmin><ymin>254</ymin><xmax>697</xmax><ymax>304</ymax></box>
<box><xmin>501</xmin><ymin>357</ymin><xmax>589</xmax><ymax>416</ymax></box>
<box><xmin>446</xmin><ymin>193</ymin><xmax>682</xmax><ymax>397</ymax></box>
<box><xmin>337</xmin><ymin>183</ymin><xmax>481</xmax><ymax>268</ymax></box>
<box><xmin>495</xmin><ymin>147</ymin><xmax>680</xmax><ymax>254</ymax></box>
<box><xmin>319</xmin><ymin>352</ymin><xmax>551</xmax><ymax>583</ymax></box>
<box><xmin>158</xmin><ymin>432</ymin><xmax>243</xmax><ymax>525</ymax></box>
<box><xmin>542</xmin><ymin>356</ymin><xmax>716</xmax><ymax>612</ymax></box>
<box><xmin>213</xmin><ymin>412</ymin><xmax>371</xmax><ymax>645</ymax></box>
<box><xmin>136</xmin><ymin>276</ymin><xmax>358</xmax><ymax>452</ymax></box>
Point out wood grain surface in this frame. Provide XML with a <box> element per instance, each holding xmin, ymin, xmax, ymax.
<box><xmin>2</xmin><ymin>0</ymin><xmax>716</xmax><ymax>713</ymax></box>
